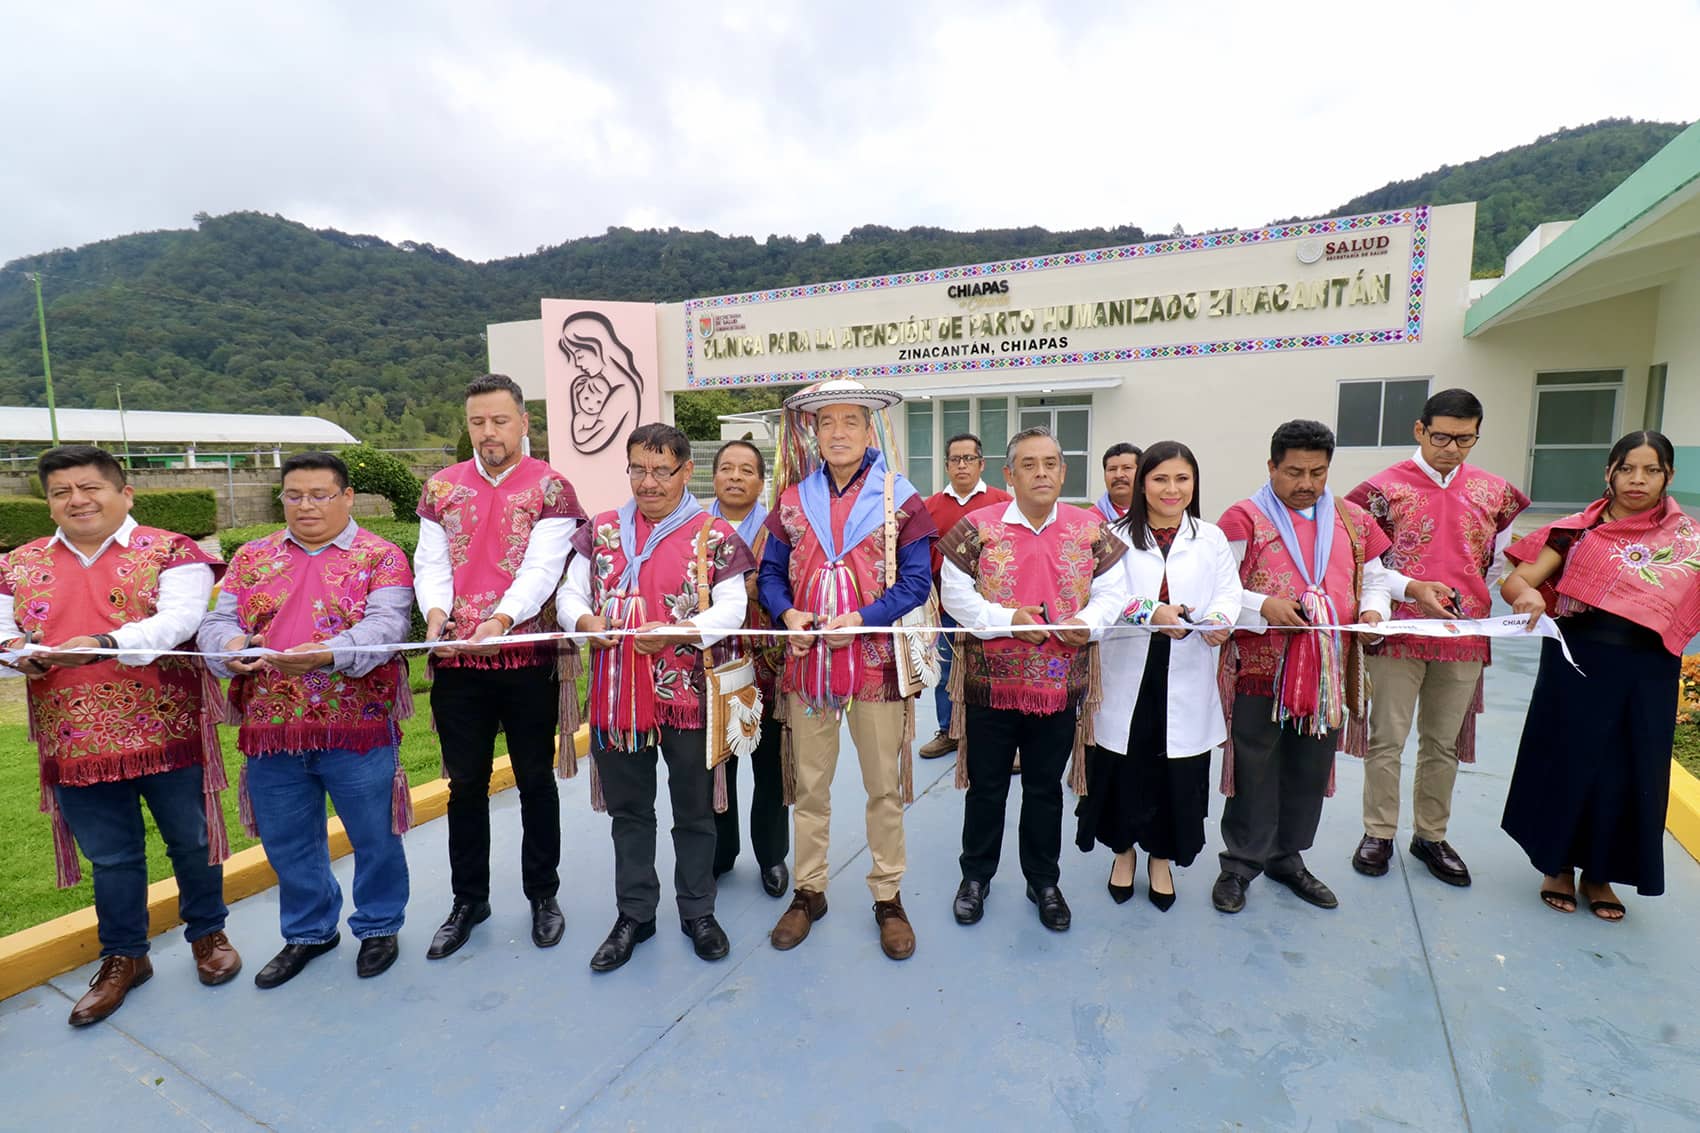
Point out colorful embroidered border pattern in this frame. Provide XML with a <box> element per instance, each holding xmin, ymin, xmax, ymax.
<box><xmin>682</xmin><ymin>207</ymin><xmax>1429</xmax><ymax>389</ymax></box>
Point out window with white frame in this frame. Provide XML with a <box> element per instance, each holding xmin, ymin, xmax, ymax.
<box><xmin>1336</xmin><ymin>378</ymin><xmax>1431</xmax><ymax>447</ymax></box>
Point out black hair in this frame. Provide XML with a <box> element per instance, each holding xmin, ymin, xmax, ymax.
<box><xmin>280</xmin><ymin>451</ymin><xmax>350</xmax><ymax>491</ymax></box>
<box><xmin>37</xmin><ymin>445</ymin><xmax>126</xmax><ymax>489</ymax></box>
<box><xmin>464</xmin><ymin>373</ymin><xmax>528</xmax><ymax>412</ymax></box>
<box><xmin>1421</xmin><ymin>388</ymin><xmax>1484</xmax><ymax>427</ymax></box>
<box><xmin>1102</xmin><ymin>442</ymin><xmax>1142</xmax><ymax>468</ymax></box>
<box><xmin>713</xmin><ymin>438</ymin><xmax>766</xmax><ymax>480</ymax></box>
<box><xmin>1269</xmin><ymin>419</ymin><xmax>1335</xmax><ymax>465</ymax></box>
<box><xmin>1115</xmin><ymin>440</ymin><xmax>1201</xmax><ymax>550</ymax></box>
<box><xmin>627</xmin><ymin>422</ymin><xmax>692</xmax><ymax>465</ymax></box>
<box><xmin>1604</xmin><ymin>430</ymin><xmax>1675</xmax><ymax>494</ymax></box>
<box><xmin>945</xmin><ymin>433</ymin><xmax>984</xmax><ymax>459</ymax></box>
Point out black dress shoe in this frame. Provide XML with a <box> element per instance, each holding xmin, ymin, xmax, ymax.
<box><xmin>531</xmin><ymin>897</ymin><xmax>565</xmax><ymax>948</ymax></box>
<box><xmin>1269</xmin><ymin>868</ymin><xmax>1339</xmax><ymax>909</ymax></box>
<box><xmin>760</xmin><ymin>863</ymin><xmax>789</xmax><ymax>898</ymax></box>
<box><xmin>1107</xmin><ymin>860</ymin><xmax>1134</xmax><ymax>905</ymax></box>
<box><xmin>589</xmin><ymin>915</ymin><xmax>656</xmax><ymax>972</ymax></box>
<box><xmin>1025</xmin><ymin>883</ymin><xmax>1071</xmax><ymax>932</ymax></box>
<box><xmin>1212</xmin><ymin>872</ymin><xmax>1248</xmax><ymax>914</ymax></box>
<box><xmin>953</xmin><ymin>879</ymin><xmax>989</xmax><ymax>925</ymax></box>
<box><xmin>1147</xmin><ymin>860</ymin><xmax>1175</xmax><ymax>913</ymax></box>
<box><xmin>426</xmin><ymin>900</ymin><xmax>491</xmax><ymax>960</ymax></box>
<box><xmin>254</xmin><ymin>934</ymin><xmax>341</xmax><ymax>989</ymax></box>
<box><xmin>681</xmin><ymin>915</ymin><xmax>730</xmax><ymax>961</ymax></box>
<box><xmin>356</xmin><ymin>935</ymin><xmax>399</xmax><ymax>979</ymax></box>
<box><xmin>1410</xmin><ymin>837</ymin><xmax>1472</xmax><ymax>887</ymax></box>
<box><xmin>1352</xmin><ymin>834</ymin><xmax>1394</xmax><ymax>877</ymax></box>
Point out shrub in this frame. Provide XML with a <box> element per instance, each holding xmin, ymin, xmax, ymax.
<box><xmin>342</xmin><ymin>446</ymin><xmax>423</xmax><ymax>519</ymax></box>
<box><xmin>1680</xmin><ymin>655</ymin><xmax>1700</xmax><ymax>726</ymax></box>
<box><xmin>130</xmin><ymin>489</ymin><xmax>217</xmax><ymax>538</ymax></box>
<box><xmin>0</xmin><ymin>496</ymin><xmax>53</xmax><ymax>549</ymax></box>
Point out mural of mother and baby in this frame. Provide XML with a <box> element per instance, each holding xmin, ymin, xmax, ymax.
<box><xmin>558</xmin><ymin>311</ymin><xmax>645</xmax><ymax>455</ymax></box>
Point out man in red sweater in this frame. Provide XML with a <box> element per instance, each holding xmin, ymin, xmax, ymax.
<box><xmin>919</xmin><ymin>433</ymin><xmax>1012</xmax><ymax>758</ymax></box>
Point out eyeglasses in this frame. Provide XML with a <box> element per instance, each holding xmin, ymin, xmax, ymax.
<box><xmin>281</xmin><ymin>492</ymin><xmax>342</xmax><ymax>507</ymax></box>
<box><xmin>626</xmin><ymin>464</ymin><xmax>683</xmax><ymax>483</ymax></box>
<box><xmin>1424</xmin><ymin>431</ymin><xmax>1479</xmax><ymax>449</ymax></box>
<box><xmin>946</xmin><ymin>454</ymin><xmax>983</xmax><ymax>466</ymax></box>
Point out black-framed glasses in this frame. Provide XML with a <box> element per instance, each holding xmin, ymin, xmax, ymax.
<box><xmin>626</xmin><ymin>464</ymin><xmax>684</xmax><ymax>483</ymax></box>
<box><xmin>946</xmin><ymin>454</ymin><xmax>984</xmax><ymax>466</ymax></box>
<box><xmin>1425</xmin><ymin>431</ymin><xmax>1479</xmax><ymax>449</ymax></box>
<box><xmin>281</xmin><ymin>491</ymin><xmax>342</xmax><ymax>507</ymax></box>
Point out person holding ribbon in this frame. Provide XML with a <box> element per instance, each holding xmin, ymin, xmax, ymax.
<box><xmin>1076</xmin><ymin>441</ymin><xmax>1241</xmax><ymax>911</ymax></box>
<box><xmin>940</xmin><ymin>426</ymin><xmax>1127</xmax><ymax>932</ymax></box>
<box><xmin>1500</xmin><ymin>430</ymin><xmax>1699</xmax><ymax>921</ymax></box>
<box><xmin>560</xmin><ymin>423</ymin><xmax>754</xmax><ymax>972</ymax></box>
<box><xmin>200</xmin><ymin>452</ymin><xmax>415</xmax><ymax>987</ymax></box>
<box><xmin>0</xmin><ymin>445</ymin><xmax>239</xmax><ymax>1026</ymax></box>
<box><xmin>1096</xmin><ymin>443</ymin><xmax>1143</xmax><ymax>525</ymax></box>
<box><xmin>1345</xmin><ymin>388</ymin><xmax>1530</xmax><ymax>887</ymax></box>
<box><xmin>415</xmin><ymin>374</ymin><xmax>586</xmax><ymax>960</ymax></box>
<box><xmin>756</xmin><ymin>379</ymin><xmax>937</xmax><ymax>961</ymax></box>
<box><xmin>1212</xmin><ymin>420</ymin><xmax>1449</xmax><ymax>916</ymax></box>
<box><xmin>707</xmin><ymin>439</ymin><xmax>791</xmax><ymax>898</ymax></box>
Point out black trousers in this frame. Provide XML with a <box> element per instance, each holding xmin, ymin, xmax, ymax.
<box><xmin>594</xmin><ymin>726</ymin><xmax>717</xmax><ymax>923</ymax></box>
<box><xmin>959</xmin><ymin>703</ymin><xmax>1076</xmax><ymax>888</ymax></box>
<box><xmin>1218</xmin><ymin>693</ymin><xmax>1335</xmax><ymax>882</ymax></box>
<box><xmin>432</xmin><ymin>664</ymin><xmax>561</xmax><ymax>903</ymax></box>
<box><xmin>713</xmin><ymin>714</ymin><xmax>789</xmax><ymax>873</ymax></box>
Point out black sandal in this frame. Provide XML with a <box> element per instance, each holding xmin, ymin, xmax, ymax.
<box><xmin>1539</xmin><ymin>888</ymin><xmax>1576</xmax><ymax>914</ymax></box>
<box><xmin>1587</xmin><ymin>898</ymin><xmax>1626</xmax><ymax>921</ymax></box>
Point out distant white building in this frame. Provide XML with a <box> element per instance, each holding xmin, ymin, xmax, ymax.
<box><xmin>0</xmin><ymin>408</ymin><xmax>358</xmax><ymax>467</ymax></box>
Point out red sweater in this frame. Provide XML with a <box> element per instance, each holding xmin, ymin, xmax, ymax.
<box><xmin>925</xmin><ymin>484</ymin><xmax>1013</xmax><ymax>579</ymax></box>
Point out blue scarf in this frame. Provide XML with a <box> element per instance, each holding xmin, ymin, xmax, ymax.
<box><xmin>799</xmin><ymin>450</ymin><xmax>888</xmax><ymax>563</ymax></box>
<box><xmin>616</xmin><ymin>493</ymin><xmax>704</xmax><ymax>592</ymax></box>
<box><xmin>1094</xmin><ymin>492</ymin><xmax>1122</xmax><ymax>522</ymax></box>
<box><xmin>1250</xmin><ymin>482</ymin><xmax>1335</xmax><ymax>590</ymax></box>
<box><xmin>709</xmin><ymin>497</ymin><xmax>768</xmax><ymax>550</ymax></box>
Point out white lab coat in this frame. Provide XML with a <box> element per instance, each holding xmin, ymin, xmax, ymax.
<box><xmin>1092</xmin><ymin>518</ymin><xmax>1243</xmax><ymax>758</ymax></box>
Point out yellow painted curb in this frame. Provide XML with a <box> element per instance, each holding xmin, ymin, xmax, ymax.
<box><xmin>1669</xmin><ymin>758</ymin><xmax>1700</xmax><ymax>865</ymax></box>
<box><xmin>0</xmin><ymin>727</ymin><xmax>590</xmax><ymax>1003</ymax></box>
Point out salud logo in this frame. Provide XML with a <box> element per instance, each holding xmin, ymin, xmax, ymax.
<box><xmin>699</xmin><ymin>315</ymin><xmax>714</xmax><ymax>338</ymax></box>
<box><xmin>1296</xmin><ymin>239</ymin><xmax>1324</xmax><ymax>265</ymax></box>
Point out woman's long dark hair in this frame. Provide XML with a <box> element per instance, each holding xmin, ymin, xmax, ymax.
<box><xmin>1603</xmin><ymin>429</ymin><xmax>1675</xmax><ymax>499</ymax></box>
<box><xmin>1114</xmin><ymin>440</ymin><xmax>1202</xmax><ymax>550</ymax></box>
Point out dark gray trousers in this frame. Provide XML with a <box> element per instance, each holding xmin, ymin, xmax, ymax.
<box><xmin>593</xmin><ymin>725</ymin><xmax>717</xmax><ymax>924</ymax></box>
<box><xmin>1218</xmin><ymin>694</ymin><xmax>1336</xmax><ymax>882</ymax></box>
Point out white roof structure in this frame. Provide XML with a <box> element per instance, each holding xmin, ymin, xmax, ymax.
<box><xmin>0</xmin><ymin>407</ymin><xmax>358</xmax><ymax>446</ymax></box>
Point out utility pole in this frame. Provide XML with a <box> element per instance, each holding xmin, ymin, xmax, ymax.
<box><xmin>32</xmin><ymin>273</ymin><xmax>59</xmax><ymax>445</ymax></box>
<box><xmin>115</xmin><ymin>385</ymin><xmax>132</xmax><ymax>468</ymax></box>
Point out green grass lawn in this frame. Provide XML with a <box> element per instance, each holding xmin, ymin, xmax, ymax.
<box><xmin>0</xmin><ymin>657</ymin><xmax>592</xmax><ymax>937</ymax></box>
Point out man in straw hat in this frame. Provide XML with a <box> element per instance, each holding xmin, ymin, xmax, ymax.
<box><xmin>756</xmin><ymin>379</ymin><xmax>937</xmax><ymax>960</ymax></box>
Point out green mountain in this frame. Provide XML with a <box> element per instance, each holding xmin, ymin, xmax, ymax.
<box><xmin>0</xmin><ymin>117</ymin><xmax>1686</xmax><ymax>442</ymax></box>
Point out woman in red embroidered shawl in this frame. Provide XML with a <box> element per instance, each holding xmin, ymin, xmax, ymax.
<box><xmin>1501</xmin><ymin>431</ymin><xmax>1700</xmax><ymax>920</ymax></box>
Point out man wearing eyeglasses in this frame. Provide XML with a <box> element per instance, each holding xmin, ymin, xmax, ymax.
<box><xmin>1345</xmin><ymin>388</ymin><xmax>1529</xmax><ymax>887</ymax></box>
<box><xmin>415</xmin><ymin>374</ymin><xmax>586</xmax><ymax>960</ymax></box>
<box><xmin>557</xmin><ymin>424</ymin><xmax>753</xmax><ymax>972</ymax></box>
<box><xmin>919</xmin><ymin>434</ymin><xmax>1011</xmax><ymax>760</ymax></box>
<box><xmin>201</xmin><ymin>452</ymin><xmax>415</xmax><ymax>987</ymax></box>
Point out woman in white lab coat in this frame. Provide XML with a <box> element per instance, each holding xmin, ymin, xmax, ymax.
<box><xmin>1074</xmin><ymin>441</ymin><xmax>1243</xmax><ymax>910</ymax></box>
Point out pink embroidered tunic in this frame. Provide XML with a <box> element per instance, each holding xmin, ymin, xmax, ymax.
<box><xmin>1</xmin><ymin>527</ymin><xmax>230</xmax><ymax>885</ymax></box>
<box><xmin>416</xmin><ymin>457</ymin><xmax>585</xmax><ymax>669</ymax></box>
<box><xmin>1347</xmin><ymin>461</ymin><xmax>1529</xmax><ymax>663</ymax></box>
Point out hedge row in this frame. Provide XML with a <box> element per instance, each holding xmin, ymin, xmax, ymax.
<box><xmin>0</xmin><ymin>488</ymin><xmax>218</xmax><ymax>549</ymax></box>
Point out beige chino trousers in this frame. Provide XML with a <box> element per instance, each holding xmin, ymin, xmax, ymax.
<box><xmin>1362</xmin><ymin>655</ymin><xmax>1483</xmax><ymax>842</ymax></box>
<box><xmin>787</xmin><ymin>694</ymin><xmax>907</xmax><ymax>901</ymax></box>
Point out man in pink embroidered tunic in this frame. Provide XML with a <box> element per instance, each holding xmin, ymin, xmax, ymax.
<box><xmin>414</xmin><ymin>374</ymin><xmax>586</xmax><ymax>960</ymax></box>
<box><xmin>200</xmin><ymin>453</ymin><xmax>415</xmax><ymax>988</ymax></box>
<box><xmin>939</xmin><ymin>427</ymin><xmax>1128</xmax><ymax>933</ymax></box>
<box><xmin>756</xmin><ymin>380</ymin><xmax>937</xmax><ymax>961</ymax></box>
<box><xmin>559</xmin><ymin>424</ymin><xmax>753</xmax><ymax>972</ymax></box>
<box><xmin>0</xmin><ymin>446</ymin><xmax>239</xmax><ymax>1027</ymax></box>
<box><xmin>1211</xmin><ymin>420</ymin><xmax>1450</xmax><ymax>917</ymax></box>
<box><xmin>1344</xmin><ymin>388</ymin><xmax>1530</xmax><ymax>887</ymax></box>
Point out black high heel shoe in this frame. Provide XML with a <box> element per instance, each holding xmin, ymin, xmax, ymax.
<box><xmin>1107</xmin><ymin>853</ymin><xmax>1135</xmax><ymax>904</ymax></box>
<box><xmin>1147</xmin><ymin>859</ymin><xmax>1176</xmax><ymax>912</ymax></box>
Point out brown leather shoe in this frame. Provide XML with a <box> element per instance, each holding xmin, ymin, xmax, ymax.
<box><xmin>1410</xmin><ymin>837</ymin><xmax>1472</xmax><ymax>887</ymax></box>
<box><xmin>918</xmin><ymin>730</ymin><xmax>956</xmax><ymax>759</ymax></box>
<box><xmin>1352</xmin><ymin>834</ymin><xmax>1394</xmax><ymax>877</ymax></box>
<box><xmin>68</xmin><ymin>955</ymin><xmax>153</xmax><ymax>1027</ymax></box>
<box><xmin>873</xmin><ymin>893</ymin><xmax>915</xmax><ymax>960</ymax></box>
<box><xmin>770</xmin><ymin>888</ymin><xmax>827</xmax><ymax>951</ymax></box>
<box><xmin>191</xmin><ymin>930</ymin><xmax>242</xmax><ymax>986</ymax></box>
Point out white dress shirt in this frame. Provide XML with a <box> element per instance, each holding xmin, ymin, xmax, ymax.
<box><xmin>0</xmin><ymin>515</ymin><xmax>215</xmax><ymax>667</ymax></box>
<box><xmin>556</xmin><ymin>554</ymin><xmax>748</xmax><ymax>649</ymax></box>
<box><xmin>413</xmin><ymin>457</ymin><xmax>578</xmax><ymax>628</ymax></box>
<box><xmin>939</xmin><ymin>501</ymin><xmax>1129</xmax><ymax>638</ymax></box>
<box><xmin>942</xmin><ymin>479</ymin><xmax>990</xmax><ymax>506</ymax></box>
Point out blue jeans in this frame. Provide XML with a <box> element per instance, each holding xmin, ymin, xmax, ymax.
<box><xmin>55</xmin><ymin>764</ymin><xmax>228</xmax><ymax>958</ymax></box>
<box><xmin>246</xmin><ymin>746</ymin><xmax>410</xmax><ymax>943</ymax></box>
<box><xmin>934</xmin><ymin>608</ymin><xmax>959</xmax><ymax>733</ymax></box>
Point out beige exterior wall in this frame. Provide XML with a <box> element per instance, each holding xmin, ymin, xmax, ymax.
<box><xmin>1653</xmin><ymin>260</ymin><xmax>1700</xmax><ymax>439</ymax></box>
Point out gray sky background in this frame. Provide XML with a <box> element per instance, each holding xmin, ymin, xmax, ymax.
<box><xmin>3</xmin><ymin>0</ymin><xmax>1696</xmax><ymax>267</ymax></box>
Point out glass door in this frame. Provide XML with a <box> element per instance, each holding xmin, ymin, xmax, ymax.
<box><xmin>1528</xmin><ymin>371</ymin><xmax>1621</xmax><ymax>506</ymax></box>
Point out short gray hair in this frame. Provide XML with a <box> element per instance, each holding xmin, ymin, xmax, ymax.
<box><xmin>1005</xmin><ymin>426</ymin><xmax>1062</xmax><ymax>465</ymax></box>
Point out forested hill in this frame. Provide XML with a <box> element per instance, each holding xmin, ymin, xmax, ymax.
<box><xmin>1298</xmin><ymin>118</ymin><xmax>1686</xmax><ymax>274</ymax></box>
<box><xmin>0</xmin><ymin>117</ymin><xmax>1686</xmax><ymax>443</ymax></box>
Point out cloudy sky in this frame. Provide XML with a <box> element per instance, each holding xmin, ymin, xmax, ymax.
<box><xmin>2</xmin><ymin>0</ymin><xmax>1695</xmax><ymax>266</ymax></box>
